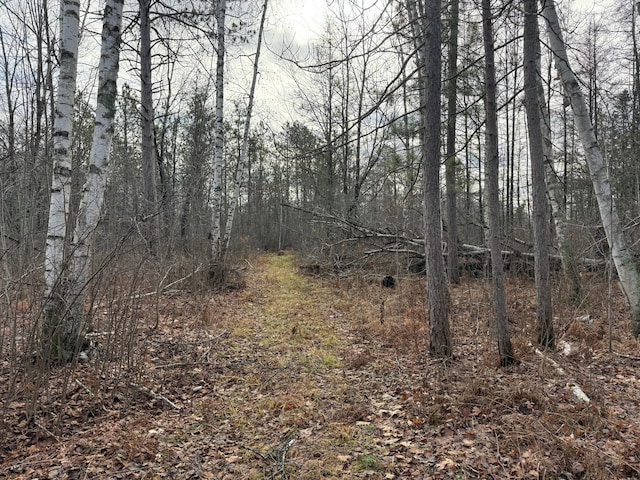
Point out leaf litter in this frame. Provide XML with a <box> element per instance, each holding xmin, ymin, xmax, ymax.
<box><xmin>1</xmin><ymin>252</ymin><xmax>640</xmax><ymax>479</ymax></box>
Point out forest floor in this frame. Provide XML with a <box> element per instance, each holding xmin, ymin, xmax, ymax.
<box><xmin>2</xmin><ymin>251</ymin><xmax>640</xmax><ymax>479</ymax></box>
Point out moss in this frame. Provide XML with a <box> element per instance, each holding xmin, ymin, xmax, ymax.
<box><xmin>353</xmin><ymin>453</ymin><xmax>385</xmax><ymax>472</ymax></box>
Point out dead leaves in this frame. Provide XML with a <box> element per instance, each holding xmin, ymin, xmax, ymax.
<box><xmin>2</xmin><ymin>254</ymin><xmax>640</xmax><ymax>478</ymax></box>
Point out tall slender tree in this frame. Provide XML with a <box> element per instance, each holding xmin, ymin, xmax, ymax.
<box><xmin>42</xmin><ymin>0</ymin><xmax>81</xmax><ymax>360</ymax></box>
<box><xmin>422</xmin><ymin>0</ymin><xmax>451</xmax><ymax>357</ymax></box>
<box><xmin>223</xmin><ymin>0</ymin><xmax>269</xmax><ymax>254</ymax></box>
<box><xmin>481</xmin><ymin>0</ymin><xmax>514</xmax><ymax>366</ymax></box>
<box><xmin>445</xmin><ymin>0</ymin><xmax>460</xmax><ymax>284</ymax></box>
<box><xmin>42</xmin><ymin>0</ymin><xmax>124</xmax><ymax>361</ymax></box>
<box><xmin>140</xmin><ymin>0</ymin><xmax>158</xmax><ymax>255</ymax></box>
<box><xmin>523</xmin><ymin>0</ymin><xmax>554</xmax><ymax>349</ymax></box>
<box><xmin>68</xmin><ymin>0</ymin><xmax>125</xmax><ymax>335</ymax></box>
<box><xmin>210</xmin><ymin>0</ymin><xmax>227</xmax><ymax>285</ymax></box>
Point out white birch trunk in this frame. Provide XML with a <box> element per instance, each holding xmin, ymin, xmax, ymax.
<box><xmin>68</xmin><ymin>0</ymin><xmax>124</xmax><ymax>326</ymax></box>
<box><xmin>543</xmin><ymin>0</ymin><xmax>640</xmax><ymax>336</ymax></box>
<box><xmin>43</xmin><ymin>0</ymin><xmax>80</xmax><ymax>355</ymax></box>
<box><xmin>210</xmin><ymin>0</ymin><xmax>226</xmax><ymax>282</ymax></box>
<box><xmin>223</xmin><ymin>0</ymin><xmax>268</xmax><ymax>255</ymax></box>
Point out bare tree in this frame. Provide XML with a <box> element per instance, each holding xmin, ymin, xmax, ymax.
<box><xmin>523</xmin><ymin>0</ymin><xmax>554</xmax><ymax>348</ymax></box>
<box><xmin>543</xmin><ymin>0</ymin><xmax>640</xmax><ymax>336</ymax></box>
<box><xmin>209</xmin><ymin>0</ymin><xmax>226</xmax><ymax>285</ymax></box>
<box><xmin>42</xmin><ymin>0</ymin><xmax>124</xmax><ymax>361</ymax></box>
<box><xmin>445</xmin><ymin>0</ymin><xmax>460</xmax><ymax>284</ymax></box>
<box><xmin>140</xmin><ymin>0</ymin><xmax>158</xmax><ymax>255</ymax></box>
<box><xmin>42</xmin><ymin>0</ymin><xmax>81</xmax><ymax>361</ymax></box>
<box><xmin>422</xmin><ymin>0</ymin><xmax>451</xmax><ymax>357</ymax></box>
<box><xmin>68</xmin><ymin>0</ymin><xmax>125</xmax><ymax>332</ymax></box>
<box><xmin>481</xmin><ymin>0</ymin><xmax>514</xmax><ymax>366</ymax></box>
<box><xmin>223</xmin><ymin>0</ymin><xmax>269</xmax><ymax>255</ymax></box>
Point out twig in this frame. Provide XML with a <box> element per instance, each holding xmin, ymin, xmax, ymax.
<box><xmin>128</xmin><ymin>383</ymin><xmax>181</xmax><ymax>410</ymax></box>
<box><xmin>210</xmin><ymin>329</ymin><xmax>229</xmax><ymax>341</ymax></box>
<box><xmin>243</xmin><ymin>445</ymin><xmax>267</xmax><ymax>460</ymax></box>
<box><xmin>278</xmin><ymin>436</ymin><xmax>297</xmax><ymax>479</ymax></box>
<box><xmin>155</xmin><ymin>361</ymin><xmax>215</xmax><ymax>369</ymax></box>
<box><xmin>35</xmin><ymin>422</ymin><xmax>60</xmax><ymax>441</ymax></box>
<box><xmin>75</xmin><ymin>379</ymin><xmax>94</xmax><ymax>396</ymax></box>
<box><xmin>613</xmin><ymin>352</ymin><xmax>640</xmax><ymax>361</ymax></box>
<box><xmin>152</xmin><ymin>265</ymin><xmax>173</xmax><ymax>330</ymax></box>
<box><xmin>261</xmin><ymin>364</ymin><xmax>290</xmax><ymax>388</ymax></box>
<box><xmin>244</xmin><ymin>434</ymin><xmax>298</xmax><ymax>480</ymax></box>
<box><xmin>142</xmin><ymin>266</ymin><xmax>203</xmax><ymax>300</ymax></box>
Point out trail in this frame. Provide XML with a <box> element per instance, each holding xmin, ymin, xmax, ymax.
<box><xmin>205</xmin><ymin>252</ymin><xmax>389</xmax><ymax>479</ymax></box>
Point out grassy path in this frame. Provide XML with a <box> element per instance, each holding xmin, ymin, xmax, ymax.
<box><xmin>207</xmin><ymin>252</ymin><xmax>387</xmax><ymax>479</ymax></box>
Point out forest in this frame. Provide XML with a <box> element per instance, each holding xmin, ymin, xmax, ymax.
<box><xmin>1</xmin><ymin>0</ymin><xmax>640</xmax><ymax>478</ymax></box>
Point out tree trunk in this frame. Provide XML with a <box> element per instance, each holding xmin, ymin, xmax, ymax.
<box><xmin>223</xmin><ymin>0</ymin><xmax>268</xmax><ymax>255</ymax></box>
<box><xmin>140</xmin><ymin>0</ymin><xmax>158</xmax><ymax>255</ymax></box>
<box><xmin>445</xmin><ymin>0</ymin><xmax>460</xmax><ymax>284</ymax></box>
<box><xmin>209</xmin><ymin>0</ymin><xmax>226</xmax><ymax>285</ymax></box>
<box><xmin>422</xmin><ymin>0</ymin><xmax>451</xmax><ymax>358</ymax></box>
<box><xmin>42</xmin><ymin>0</ymin><xmax>80</xmax><ymax>362</ymax></box>
<box><xmin>68</xmin><ymin>0</ymin><xmax>124</xmax><ymax>335</ymax></box>
<box><xmin>481</xmin><ymin>0</ymin><xmax>515</xmax><ymax>366</ymax></box>
<box><xmin>543</xmin><ymin>0</ymin><xmax>640</xmax><ymax>336</ymax></box>
<box><xmin>524</xmin><ymin>0</ymin><xmax>554</xmax><ymax>349</ymax></box>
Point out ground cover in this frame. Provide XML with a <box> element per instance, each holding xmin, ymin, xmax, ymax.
<box><xmin>1</xmin><ymin>251</ymin><xmax>639</xmax><ymax>479</ymax></box>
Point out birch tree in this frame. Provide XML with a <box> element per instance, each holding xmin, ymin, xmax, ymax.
<box><xmin>524</xmin><ymin>0</ymin><xmax>554</xmax><ymax>349</ymax></box>
<box><xmin>67</xmin><ymin>0</ymin><xmax>124</xmax><ymax>335</ymax></box>
<box><xmin>481</xmin><ymin>0</ymin><xmax>514</xmax><ymax>365</ymax></box>
<box><xmin>41</xmin><ymin>0</ymin><xmax>125</xmax><ymax>362</ymax></box>
<box><xmin>223</xmin><ymin>0</ymin><xmax>268</xmax><ymax>255</ymax></box>
<box><xmin>543</xmin><ymin>0</ymin><xmax>640</xmax><ymax>336</ymax></box>
<box><xmin>42</xmin><ymin>0</ymin><xmax>80</xmax><ymax>359</ymax></box>
<box><xmin>422</xmin><ymin>0</ymin><xmax>451</xmax><ymax>357</ymax></box>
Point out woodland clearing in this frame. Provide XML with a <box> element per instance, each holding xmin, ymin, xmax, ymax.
<box><xmin>1</xmin><ymin>251</ymin><xmax>640</xmax><ymax>479</ymax></box>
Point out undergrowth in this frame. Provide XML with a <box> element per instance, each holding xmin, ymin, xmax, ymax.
<box><xmin>1</xmin><ymin>252</ymin><xmax>639</xmax><ymax>479</ymax></box>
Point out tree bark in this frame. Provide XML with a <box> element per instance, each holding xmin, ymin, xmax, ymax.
<box><xmin>422</xmin><ymin>0</ymin><xmax>451</xmax><ymax>358</ymax></box>
<box><xmin>523</xmin><ymin>0</ymin><xmax>554</xmax><ymax>349</ymax></box>
<box><xmin>543</xmin><ymin>0</ymin><xmax>640</xmax><ymax>336</ymax></box>
<box><xmin>223</xmin><ymin>0</ymin><xmax>268</xmax><ymax>255</ymax></box>
<box><xmin>68</xmin><ymin>0</ymin><xmax>124</xmax><ymax>336</ymax></box>
<box><xmin>481</xmin><ymin>0</ymin><xmax>515</xmax><ymax>366</ymax></box>
<box><xmin>42</xmin><ymin>0</ymin><xmax>80</xmax><ymax>362</ymax></box>
<box><xmin>445</xmin><ymin>0</ymin><xmax>460</xmax><ymax>284</ymax></box>
<box><xmin>209</xmin><ymin>0</ymin><xmax>226</xmax><ymax>285</ymax></box>
<box><xmin>140</xmin><ymin>0</ymin><xmax>158</xmax><ymax>255</ymax></box>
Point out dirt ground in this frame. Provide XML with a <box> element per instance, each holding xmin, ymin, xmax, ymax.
<box><xmin>1</xmin><ymin>252</ymin><xmax>640</xmax><ymax>479</ymax></box>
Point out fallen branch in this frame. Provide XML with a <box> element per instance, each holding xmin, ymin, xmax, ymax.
<box><xmin>244</xmin><ymin>433</ymin><xmax>298</xmax><ymax>480</ymax></box>
<box><xmin>613</xmin><ymin>352</ymin><xmax>640</xmax><ymax>361</ymax></box>
<box><xmin>140</xmin><ymin>264</ymin><xmax>203</xmax><ymax>300</ymax></box>
<box><xmin>535</xmin><ymin>348</ymin><xmax>590</xmax><ymax>403</ymax></box>
<box><xmin>154</xmin><ymin>361</ymin><xmax>215</xmax><ymax>369</ymax></box>
<box><xmin>128</xmin><ymin>383</ymin><xmax>181</xmax><ymax>410</ymax></box>
<box><xmin>75</xmin><ymin>379</ymin><xmax>94</xmax><ymax>396</ymax></box>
